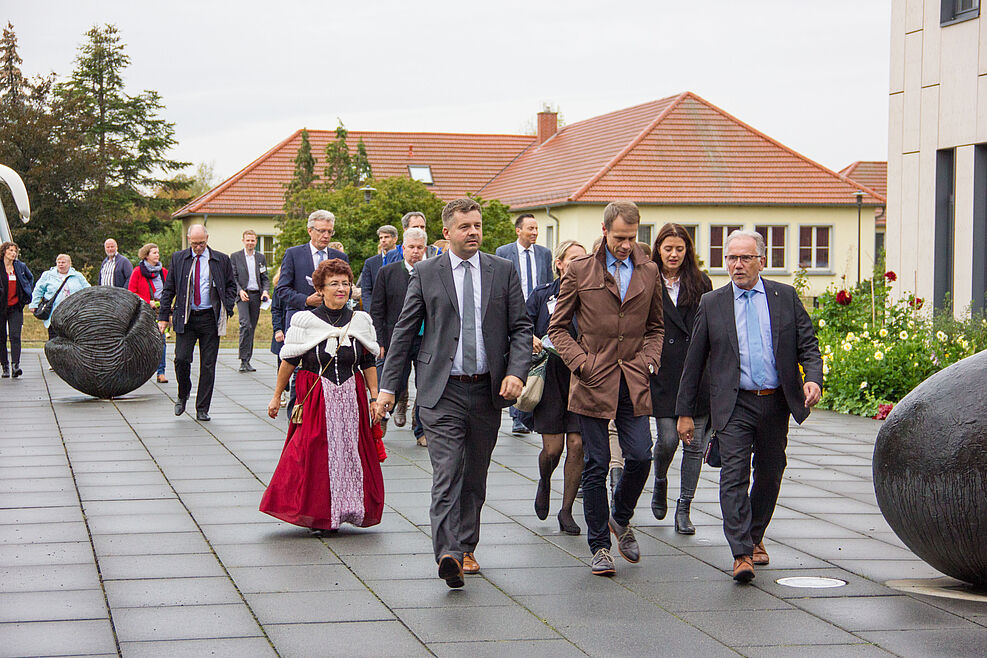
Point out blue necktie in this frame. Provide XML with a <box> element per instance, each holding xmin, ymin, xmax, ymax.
<box><xmin>317</xmin><ymin>250</ymin><xmax>326</xmax><ymax>265</ymax></box>
<box><xmin>524</xmin><ymin>249</ymin><xmax>534</xmax><ymax>297</ymax></box>
<box><xmin>745</xmin><ymin>290</ymin><xmax>768</xmax><ymax>389</ymax></box>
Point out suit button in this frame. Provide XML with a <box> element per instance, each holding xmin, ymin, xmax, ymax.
<box><xmin>619</xmin><ymin>312</ymin><xmax>624</xmax><ymax>318</ymax></box>
<box><xmin>617</xmin><ymin>359</ymin><xmax>623</xmax><ymax>365</ymax></box>
<box><xmin>618</xmin><ymin>336</ymin><xmax>623</xmax><ymax>342</ymax></box>
<box><xmin>668</xmin><ymin>338</ymin><xmax>675</xmax><ymax>344</ymax></box>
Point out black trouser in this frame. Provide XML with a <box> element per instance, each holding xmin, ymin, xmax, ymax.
<box><xmin>0</xmin><ymin>306</ymin><xmax>23</xmax><ymax>366</ymax></box>
<box><xmin>174</xmin><ymin>309</ymin><xmax>220</xmax><ymax>413</ymax></box>
<box><xmin>717</xmin><ymin>390</ymin><xmax>790</xmax><ymax>558</ymax></box>
<box><xmin>578</xmin><ymin>375</ymin><xmax>653</xmax><ymax>554</ymax></box>
<box><xmin>388</xmin><ymin>336</ymin><xmax>425</xmax><ymax>439</ymax></box>
<box><xmin>236</xmin><ymin>290</ymin><xmax>261</xmax><ymax>361</ymax></box>
<box><xmin>418</xmin><ymin>375</ymin><xmax>500</xmax><ymax>563</ymax></box>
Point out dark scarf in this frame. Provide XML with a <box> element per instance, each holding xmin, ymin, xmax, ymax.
<box><xmin>140</xmin><ymin>260</ymin><xmax>164</xmax><ymax>299</ymax></box>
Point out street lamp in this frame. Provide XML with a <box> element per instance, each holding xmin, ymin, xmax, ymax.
<box><xmin>854</xmin><ymin>190</ymin><xmax>864</xmax><ymax>284</ymax></box>
<box><xmin>359</xmin><ymin>184</ymin><xmax>377</xmax><ymax>204</ymax></box>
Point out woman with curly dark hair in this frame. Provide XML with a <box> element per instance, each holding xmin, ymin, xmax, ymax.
<box><xmin>1</xmin><ymin>241</ymin><xmax>34</xmax><ymax>379</ymax></box>
<box><xmin>261</xmin><ymin>258</ymin><xmax>385</xmax><ymax>533</ymax></box>
<box><xmin>650</xmin><ymin>223</ymin><xmax>713</xmax><ymax>533</ymax></box>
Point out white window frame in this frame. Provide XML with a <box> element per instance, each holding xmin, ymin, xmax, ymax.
<box><xmin>755</xmin><ymin>225</ymin><xmax>787</xmax><ymax>272</ymax></box>
<box><xmin>709</xmin><ymin>224</ymin><xmax>742</xmax><ymax>272</ymax></box>
<box><xmin>408</xmin><ymin>165</ymin><xmax>434</xmax><ymax>185</ymax></box>
<box><xmin>798</xmin><ymin>225</ymin><xmax>833</xmax><ymax>272</ymax></box>
<box><xmin>258</xmin><ymin>234</ymin><xmax>276</xmax><ymax>267</ymax></box>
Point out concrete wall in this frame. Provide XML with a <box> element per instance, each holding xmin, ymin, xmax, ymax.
<box><xmin>520</xmin><ymin>204</ymin><xmax>877</xmax><ymax>298</ymax></box>
<box><xmin>888</xmin><ymin>0</ymin><xmax>985</xmax><ymax>311</ymax></box>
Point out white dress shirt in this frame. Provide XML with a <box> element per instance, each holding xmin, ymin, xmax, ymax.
<box><xmin>244</xmin><ymin>249</ymin><xmax>258</xmax><ymax>291</ymax></box>
<box><xmin>310</xmin><ymin>243</ymin><xmax>328</xmax><ymax>271</ymax></box>
<box><xmin>515</xmin><ymin>240</ymin><xmax>538</xmax><ymax>300</ymax></box>
<box><xmin>448</xmin><ymin>250</ymin><xmax>487</xmax><ymax>376</ymax></box>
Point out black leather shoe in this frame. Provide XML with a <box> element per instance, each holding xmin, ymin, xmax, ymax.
<box><xmin>674</xmin><ymin>498</ymin><xmax>695</xmax><ymax>534</ymax></box>
<box><xmin>196</xmin><ymin>410</ymin><xmax>211</xmax><ymax>421</ymax></box>
<box><xmin>174</xmin><ymin>398</ymin><xmax>187</xmax><ymax>416</ymax></box>
<box><xmin>239</xmin><ymin>361</ymin><xmax>248</xmax><ymax>372</ymax></box>
<box><xmin>651</xmin><ymin>478</ymin><xmax>668</xmax><ymax>520</ymax></box>
<box><xmin>1</xmin><ymin>365</ymin><xmax>9</xmax><ymax>378</ymax></box>
<box><xmin>438</xmin><ymin>554</ymin><xmax>464</xmax><ymax>588</ymax></box>
<box><xmin>244</xmin><ymin>361</ymin><xmax>256</xmax><ymax>372</ymax></box>
<box><xmin>11</xmin><ymin>363</ymin><xmax>22</xmax><ymax>378</ymax></box>
<box><xmin>558</xmin><ymin>509</ymin><xmax>581</xmax><ymax>535</ymax></box>
<box><xmin>534</xmin><ymin>478</ymin><xmax>550</xmax><ymax>520</ymax></box>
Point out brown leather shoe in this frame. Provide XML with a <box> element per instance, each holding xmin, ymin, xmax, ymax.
<box><xmin>438</xmin><ymin>554</ymin><xmax>464</xmax><ymax>588</ymax></box>
<box><xmin>733</xmin><ymin>556</ymin><xmax>755</xmax><ymax>583</ymax></box>
<box><xmin>416</xmin><ymin>435</ymin><xmax>428</xmax><ymax>447</ymax></box>
<box><xmin>462</xmin><ymin>552</ymin><xmax>480</xmax><ymax>574</ymax></box>
<box><xmin>753</xmin><ymin>542</ymin><xmax>770</xmax><ymax>565</ymax></box>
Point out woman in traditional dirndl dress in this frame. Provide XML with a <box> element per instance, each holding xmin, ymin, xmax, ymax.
<box><xmin>261</xmin><ymin>258</ymin><xmax>385</xmax><ymax>531</ymax></box>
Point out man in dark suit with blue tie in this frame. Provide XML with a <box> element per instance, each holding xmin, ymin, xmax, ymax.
<box><xmin>495</xmin><ymin>213</ymin><xmax>553</xmax><ymax>433</ymax></box>
<box><xmin>276</xmin><ymin>210</ymin><xmax>348</xmax><ymax>327</ymax></box>
<box><xmin>676</xmin><ymin>229</ymin><xmax>822</xmax><ymax>583</ymax></box>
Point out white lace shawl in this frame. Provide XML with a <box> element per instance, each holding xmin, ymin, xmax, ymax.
<box><xmin>279</xmin><ymin>309</ymin><xmax>380</xmax><ymax>361</ymax></box>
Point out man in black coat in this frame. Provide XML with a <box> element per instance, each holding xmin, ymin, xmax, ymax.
<box><xmin>357</xmin><ymin>224</ymin><xmax>398</xmax><ymax>315</ymax></box>
<box><xmin>676</xmin><ymin>230</ymin><xmax>821</xmax><ymax>583</ymax></box>
<box><xmin>230</xmin><ymin>229</ymin><xmax>271</xmax><ymax>372</ymax></box>
<box><xmin>371</xmin><ymin>227</ymin><xmax>427</xmax><ymax>445</ymax></box>
<box><xmin>158</xmin><ymin>224</ymin><xmax>237</xmax><ymax>421</ymax></box>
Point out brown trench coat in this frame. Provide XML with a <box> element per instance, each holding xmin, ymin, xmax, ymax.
<box><xmin>547</xmin><ymin>244</ymin><xmax>664</xmax><ymax>419</ymax></box>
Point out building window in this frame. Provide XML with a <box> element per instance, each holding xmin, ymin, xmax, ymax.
<box><xmin>934</xmin><ymin>149</ymin><xmax>956</xmax><ymax>311</ymax></box>
<box><xmin>545</xmin><ymin>224</ymin><xmax>556</xmax><ymax>251</ymax></box>
<box><xmin>709</xmin><ymin>224</ymin><xmax>742</xmax><ymax>269</ymax></box>
<box><xmin>799</xmin><ymin>227</ymin><xmax>830</xmax><ymax>270</ymax></box>
<box><xmin>408</xmin><ymin>165</ymin><xmax>433</xmax><ymax>184</ymax></box>
<box><xmin>259</xmin><ymin>235</ymin><xmax>276</xmax><ymax>267</ymax></box>
<box><xmin>683</xmin><ymin>225</ymin><xmax>697</xmax><ymax>245</ymax></box>
<box><xmin>755</xmin><ymin>225</ymin><xmax>787</xmax><ymax>270</ymax></box>
<box><xmin>942</xmin><ymin>0</ymin><xmax>979</xmax><ymax>25</ymax></box>
<box><xmin>638</xmin><ymin>224</ymin><xmax>654</xmax><ymax>247</ymax></box>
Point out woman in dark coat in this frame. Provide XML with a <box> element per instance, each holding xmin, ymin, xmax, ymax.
<box><xmin>527</xmin><ymin>239</ymin><xmax>586</xmax><ymax>535</ymax></box>
<box><xmin>650</xmin><ymin>224</ymin><xmax>712</xmax><ymax>534</ymax></box>
<box><xmin>1</xmin><ymin>241</ymin><xmax>34</xmax><ymax>378</ymax></box>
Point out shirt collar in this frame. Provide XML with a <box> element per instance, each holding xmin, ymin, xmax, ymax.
<box><xmin>448</xmin><ymin>250</ymin><xmax>481</xmax><ymax>270</ymax></box>
<box><xmin>404</xmin><ymin>259</ymin><xmax>414</xmax><ymax>273</ymax></box>
<box><xmin>732</xmin><ymin>277</ymin><xmax>765</xmax><ymax>300</ymax></box>
<box><xmin>192</xmin><ymin>247</ymin><xmax>211</xmax><ymax>260</ymax></box>
<box><xmin>309</xmin><ymin>242</ymin><xmax>325</xmax><ymax>256</ymax></box>
<box><xmin>516</xmin><ymin>240</ymin><xmax>532</xmax><ymax>253</ymax></box>
<box><xmin>605</xmin><ymin>246</ymin><xmax>627</xmax><ymax>269</ymax></box>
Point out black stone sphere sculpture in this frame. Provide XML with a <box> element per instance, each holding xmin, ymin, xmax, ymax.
<box><xmin>45</xmin><ymin>286</ymin><xmax>162</xmax><ymax>399</ymax></box>
<box><xmin>873</xmin><ymin>349</ymin><xmax>987</xmax><ymax>587</ymax></box>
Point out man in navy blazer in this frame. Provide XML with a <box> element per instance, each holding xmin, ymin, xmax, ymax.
<box><xmin>276</xmin><ymin>209</ymin><xmax>348</xmax><ymax>328</ymax></box>
<box><xmin>495</xmin><ymin>213</ymin><xmax>553</xmax><ymax>433</ymax></box>
<box><xmin>99</xmin><ymin>238</ymin><xmax>133</xmax><ymax>288</ymax></box>
<box><xmin>382</xmin><ymin>211</ymin><xmax>439</xmax><ymax>265</ymax></box>
<box><xmin>356</xmin><ymin>224</ymin><xmax>398</xmax><ymax>314</ymax></box>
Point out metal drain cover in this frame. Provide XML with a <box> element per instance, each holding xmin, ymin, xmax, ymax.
<box><xmin>776</xmin><ymin>576</ymin><xmax>847</xmax><ymax>588</ymax></box>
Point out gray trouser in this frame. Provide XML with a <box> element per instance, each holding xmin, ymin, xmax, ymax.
<box><xmin>418</xmin><ymin>376</ymin><xmax>500</xmax><ymax>563</ymax></box>
<box><xmin>653</xmin><ymin>415</ymin><xmax>711</xmax><ymax>501</ymax></box>
<box><xmin>236</xmin><ymin>291</ymin><xmax>261</xmax><ymax>361</ymax></box>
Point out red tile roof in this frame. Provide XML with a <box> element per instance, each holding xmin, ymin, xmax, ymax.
<box><xmin>479</xmin><ymin>92</ymin><xmax>884</xmax><ymax>208</ymax></box>
<box><xmin>839</xmin><ymin>161</ymin><xmax>887</xmax><ymax>201</ymax></box>
<box><xmin>174</xmin><ymin>130</ymin><xmax>536</xmax><ymax>218</ymax></box>
<box><xmin>175</xmin><ymin>92</ymin><xmax>882</xmax><ymax>219</ymax></box>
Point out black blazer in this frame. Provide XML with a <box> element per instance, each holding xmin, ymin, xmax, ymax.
<box><xmin>100</xmin><ymin>255</ymin><xmax>134</xmax><ymax>288</ymax></box>
<box><xmin>1</xmin><ymin>260</ymin><xmax>34</xmax><ymax>317</ymax></box>
<box><xmin>650</xmin><ymin>274</ymin><xmax>712</xmax><ymax>418</ymax></box>
<box><xmin>525</xmin><ymin>278</ymin><xmax>579</xmax><ymax>339</ymax></box>
<box><xmin>379</xmin><ymin>251</ymin><xmax>532</xmax><ymax>410</ymax></box>
<box><xmin>357</xmin><ymin>253</ymin><xmax>384</xmax><ymax>314</ymax></box>
<box><xmin>230</xmin><ymin>249</ymin><xmax>270</xmax><ymax>295</ymax></box>
<box><xmin>277</xmin><ymin>244</ymin><xmax>348</xmax><ymax>326</ymax></box>
<box><xmin>158</xmin><ymin>248</ymin><xmax>237</xmax><ymax>334</ymax></box>
<box><xmin>675</xmin><ymin>278</ymin><xmax>823</xmax><ymax>431</ymax></box>
<box><xmin>370</xmin><ymin>261</ymin><xmax>412</xmax><ymax>350</ymax></box>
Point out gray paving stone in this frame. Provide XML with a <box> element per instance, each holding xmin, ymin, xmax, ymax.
<box><xmin>429</xmin><ymin>639</ymin><xmax>585</xmax><ymax>657</ymax></box>
<box><xmin>0</xmin><ymin>505</ymin><xmax>82</xmax><ymax>525</ymax></box>
<box><xmin>678</xmin><ymin>542</ymin><xmax>831</xmax><ymax>571</ymax></box>
<box><xmin>793</xmin><ymin>595</ymin><xmax>973</xmax><ymax>631</ymax></box>
<box><xmin>367</xmin><ymin>577</ymin><xmax>515</xmax><ymax>609</ymax></box>
<box><xmin>246</xmin><ymin>589</ymin><xmax>394</xmax><ymax>623</ymax></box>
<box><xmin>858</xmin><ymin>628</ymin><xmax>987</xmax><ymax>657</ymax></box>
<box><xmin>682</xmin><ymin>608</ymin><xmax>860</xmax><ymax>647</ymax></box>
<box><xmin>396</xmin><ymin>604</ymin><xmax>559</xmax><ymax>643</ymax></box>
<box><xmin>99</xmin><ymin>553</ymin><xmax>227</xmax><ymax>580</ymax></box>
<box><xmin>264</xmin><ymin>620</ymin><xmax>431</xmax><ymax>657</ymax></box>
<box><xmin>0</xmin><ymin>562</ymin><xmax>101</xmax><ymax>593</ymax></box>
<box><xmin>87</xmin><ymin>513</ymin><xmax>200</xmax><ymax>535</ymax></box>
<box><xmin>0</xmin><ymin>541</ymin><xmax>94</xmax><ymax>566</ymax></box>
<box><xmin>78</xmin><ymin>483</ymin><xmax>177</xmax><ymax>500</ymax></box>
<box><xmin>0</xmin><ymin>619</ymin><xmax>117</xmax><ymax>655</ymax></box>
<box><xmin>629</xmin><ymin>579</ymin><xmax>794</xmax><ymax>612</ymax></box>
<box><xmin>113</xmin><ymin>603</ymin><xmax>262</xmax><ymax>642</ymax></box>
<box><xmin>831</xmin><ymin>559</ymin><xmax>947</xmax><ymax>582</ymax></box>
<box><xmin>199</xmin><ymin>521</ymin><xmax>300</xmax><ymax>544</ymax></box>
<box><xmin>483</xmin><ymin>565</ymin><xmax>607</xmax><ymax>596</ymax></box>
<box><xmin>212</xmin><ymin>540</ymin><xmax>341</xmax><ymax>567</ymax></box>
<box><xmin>742</xmin><ymin>644</ymin><xmax>895</xmax><ymax>657</ymax></box>
<box><xmin>0</xmin><ymin>476</ymin><xmax>75</xmax><ymax>493</ymax></box>
<box><xmin>781</xmin><ymin>537</ymin><xmax>917</xmax><ymax>561</ymax></box>
<box><xmin>228</xmin><ymin>564</ymin><xmax>367</xmax><ymax>593</ymax></box>
<box><xmin>105</xmin><ymin>576</ymin><xmax>242</xmax><ymax>607</ymax></box>
<box><xmin>753</xmin><ymin>567</ymin><xmax>898</xmax><ymax>599</ymax></box>
<box><xmin>91</xmin><ymin>531</ymin><xmax>211</xmax><ymax>556</ymax></box>
<box><xmin>0</xmin><ymin>589</ymin><xmax>107</xmax><ymax>622</ymax></box>
<box><xmin>0</xmin><ymin>521</ymin><xmax>91</xmax><ymax>545</ymax></box>
<box><xmin>119</xmin><ymin>637</ymin><xmax>278</xmax><ymax>657</ymax></box>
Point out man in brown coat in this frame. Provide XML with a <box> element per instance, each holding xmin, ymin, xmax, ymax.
<box><xmin>548</xmin><ymin>201</ymin><xmax>664</xmax><ymax>576</ymax></box>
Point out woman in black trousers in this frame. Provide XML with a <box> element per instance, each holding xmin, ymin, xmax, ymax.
<box><xmin>650</xmin><ymin>224</ymin><xmax>712</xmax><ymax>533</ymax></box>
<box><xmin>528</xmin><ymin>239</ymin><xmax>587</xmax><ymax>535</ymax></box>
<box><xmin>1</xmin><ymin>242</ymin><xmax>34</xmax><ymax>379</ymax></box>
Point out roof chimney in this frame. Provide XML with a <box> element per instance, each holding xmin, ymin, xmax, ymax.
<box><xmin>537</xmin><ymin>110</ymin><xmax>557</xmax><ymax>145</ymax></box>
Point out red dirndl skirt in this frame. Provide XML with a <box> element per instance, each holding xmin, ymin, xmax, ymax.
<box><xmin>259</xmin><ymin>369</ymin><xmax>384</xmax><ymax>530</ymax></box>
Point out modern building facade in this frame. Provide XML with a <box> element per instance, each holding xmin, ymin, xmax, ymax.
<box><xmin>888</xmin><ymin>0</ymin><xmax>987</xmax><ymax>313</ymax></box>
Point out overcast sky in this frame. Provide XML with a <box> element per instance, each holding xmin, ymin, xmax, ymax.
<box><xmin>8</xmin><ymin>0</ymin><xmax>891</xmax><ymax>185</ymax></box>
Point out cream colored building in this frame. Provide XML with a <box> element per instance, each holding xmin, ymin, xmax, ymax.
<box><xmin>888</xmin><ymin>0</ymin><xmax>987</xmax><ymax>313</ymax></box>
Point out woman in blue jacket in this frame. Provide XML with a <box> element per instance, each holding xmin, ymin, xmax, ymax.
<box><xmin>29</xmin><ymin>254</ymin><xmax>90</xmax><ymax>334</ymax></box>
<box><xmin>1</xmin><ymin>241</ymin><xmax>34</xmax><ymax>378</ymax></box>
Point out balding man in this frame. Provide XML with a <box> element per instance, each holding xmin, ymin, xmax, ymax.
<box><xmin>99</xmin><ymin>238</ymin><xmax>133</xmax><ymax>287</ymax></box>
<box><xmin>158</xmin><ymin>225</ymin><xmax>237</xmax><ymax>421</ymax></box>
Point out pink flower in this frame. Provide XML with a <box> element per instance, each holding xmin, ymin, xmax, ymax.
<box><xmin>874</xmin><ymin>403</ymin><xmax>894</xmax><ymax>420</ymax></box>
<box><xmin>909</xmin><ymin>297</ymin><xmax>924</xmax><ymax>309</ymax></box>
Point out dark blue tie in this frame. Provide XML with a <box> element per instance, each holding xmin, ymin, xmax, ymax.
<box><xmin>524</xmin><ymin>249</ymin><xmax>534</xmax><ymax>297</ymax></box>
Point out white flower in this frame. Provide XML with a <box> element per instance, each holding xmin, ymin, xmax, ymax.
<box><xmin>863</xmin><ymin>323</ymin><xmax>869</xmax><ymax>330</ymax></box>
<box><xmin>908</xmin><ymin>320</ymin><xmax>915</xmax><ymax>328</ymax></box>
<box><xmin>818</xmin><ymin>319</ymin><xmax>826</xmax><ymax>327</ymax></box>
<box><xmin>913</xmin><ymin>362</ymin><xmax>918</xmax><ymax>367</ymax></box>
<box><xmin>860</xmin><ymin>381</ymin><xmax>868</xmax><ymax>389</ymax></box>
<box><xmin>879</xmin><ymin>328</ymin><xmax>888</xmax><ymax>338</ymax></box>
<box><xmin>936</xmin><ymin>330</ymin><xmax>948</xmax><ymax>342</ymax></box>
<box><xmin>843</xmin><ymin>343</ymin><xmax>853</xmax><ymax>352</ymax></box>
<box><xmin>874</xmin><ymin>351</ymin><xmax>884</xmax><ymax>360</ymax></box>
<box><xmin>847</xmin><ymin>332</ymin><xmax>856</xmax><ymax>341</ymax></box>
<box><xmin>862</xmin><ymin>331</ymin><xmax>870</xmax><ymax>339</ymax></box>
<box><xmin>899</xmin><ymin>330</ymin><xmax>908</xmax><ymax>340</ymax></box>
<box><xmin>822</xmin><ymin>364</ymin><xmax>830</xmax><ymax>375</ymax></box>
<box><xmin>824</xmin><ymin>344</ymin><xmax>832</xmax><ymax>354</ymax></box>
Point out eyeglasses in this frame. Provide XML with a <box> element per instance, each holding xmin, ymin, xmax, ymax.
<box><xmin>189</xmin><ymin>240</ymin><xmax>207</xmax><ymax>247</ymax></box>
<box><xmin>310</xmin><ymin>228</ymin><xmax>334</xmax><ymax>236</ymax></box>
<box><xmin>324</xmin><ymin>281</ymin><xmax>352</xmax><ymax>289</ymax></box>
<box><xmin>725</xmin><ymin>255</ymin><xmax>760</xmax><ymax>264</ymax></box>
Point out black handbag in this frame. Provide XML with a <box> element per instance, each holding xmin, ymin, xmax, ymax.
<box><xmin>704</xmin><ymin>432</ymin><xmax>721</xmax><ymax>468</ymax></box>
<box><xmin>33</xmin><ymin>276</ymin><xmax>70</xmax><ymax>321</ymax></box>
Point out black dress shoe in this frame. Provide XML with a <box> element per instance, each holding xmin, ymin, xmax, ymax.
<box><xmin>196</xmin><ymin>410</ymin><xmax>211</xmax><ymax>421</ymax></box>
<box><xmin>674</xmin><ymin>498</ymin><xmax>695</xmax><ymax>534</ymax></box>
<box><xmin>1</xmin><ymin>365</ymin><xmax>9</xmax><ymax>378</ymax></box>
<box><xmin>558</xmin><ymin>509</ymin><xmax>581</xmax><ymax>535</ymax></box>
<box><xmin>244</xmin><ymin>361</ymin><xmax>256</xmax><ymax>372</ymax></box>
<box><xmin>11</xmin><ymin>363</ymin><xmax>20</xmax><ymax>378</ymax></box>
<box><xmin>534</xmin><ymin>478</ymin><xmax>550</xmax><ymax>520</ymax></box>
<box><xmin>174</xmin><ymin>398</ymin><xmax>187</xmax><ymax>416</ymax></box>
<box><xmin>239</xmin><ymin>361</ymin><xmax>248</xmax><ymax>372</ymax></box>
<box><xmin>651</xmin><ymin>478</ymin><xmax>668</xmax><ymax>520</ymax></box>
<box><xmin>438</xmin><ymin>554</ymin><xmax>464</xmax><ymax>588</ymax></box>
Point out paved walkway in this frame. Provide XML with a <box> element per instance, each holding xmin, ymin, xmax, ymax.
<box><xmin>1</xmin><ymin>348</ymin><xmax>985</xmax><ymax>657</ymax></box>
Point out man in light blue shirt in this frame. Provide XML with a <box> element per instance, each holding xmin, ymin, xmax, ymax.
<box><xmin>732</xmin><ymin>277</ymin><xmax>780</xmax><ymax>391</ymax></box>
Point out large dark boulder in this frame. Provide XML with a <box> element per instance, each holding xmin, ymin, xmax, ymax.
<box><xmin>45</xmin><ymin>286</ymin><xmax>161</xmax><ymax>399</ymax></box>
<box><xmin>873</xmin><ymin>349</ymin><xmax>987</xmax><ymax>586</ymax></box>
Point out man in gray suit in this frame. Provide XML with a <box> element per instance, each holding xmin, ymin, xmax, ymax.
<box><xmin>376</xmin><ymin>198</ymin><xmax>532</xmax><ymax>589</ymax></box>
<box><xmin>676</xmin><ymin>229</ymin><xmax>822</xmax><ymax>583</ymax></box>
<box><xmin>495</xmin><ymin>213</ymin><xmax>553</xmax><ymax>433</ymax></box>
<box><xmin>230</xmin><ymin>230</ymin><xmax>270</xmax><ymax>372</ymax></box>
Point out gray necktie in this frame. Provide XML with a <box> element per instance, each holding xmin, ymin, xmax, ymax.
<box><xmin>317</xmin><ymin>250</ymin><xmax>326</xmax><ymax>265</ymax></box>
<box><xmin>461</xmin><ymin>261</ymin><xmax>476</xmax><ymax>375</ymax></box>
